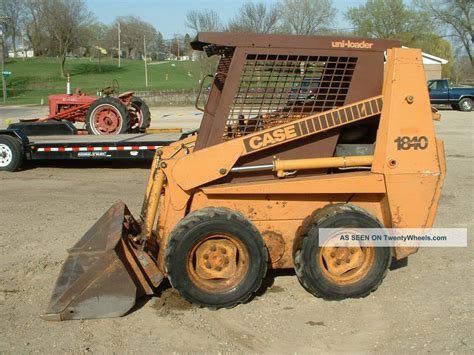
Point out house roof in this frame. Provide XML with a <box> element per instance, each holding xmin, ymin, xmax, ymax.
<box><xmin>401</xmin><ymin>46</ymin><xmax>448</xmax><ymax>64</ymax></box>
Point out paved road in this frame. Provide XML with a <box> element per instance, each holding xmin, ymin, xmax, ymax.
<box><xmin>0</xmin><ymin>105</ymin><xmax>203</xmax><ymax>130</ymax></box>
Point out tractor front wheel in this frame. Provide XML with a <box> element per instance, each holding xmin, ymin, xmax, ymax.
<box><xmin>85</xmin><ymin>97</ymin><xmax>131</xmax><ymax>135</ymax></box>
<box><xmin>166</xmin><ymin>207</ymin><xmax>268</xmax><ymax>309</ymax></box>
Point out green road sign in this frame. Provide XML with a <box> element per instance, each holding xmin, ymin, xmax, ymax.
<box><xmin>2</xmin><ymin>71</ymin><xmax>11</xmax><ymax>76</ymax></box>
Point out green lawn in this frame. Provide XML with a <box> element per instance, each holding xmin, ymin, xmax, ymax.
<box><xmin>0</xmin><ymin>57</ymin><xmax>204</xmax><ymax>105</ymax></box>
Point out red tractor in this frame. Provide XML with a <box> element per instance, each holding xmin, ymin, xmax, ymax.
<box><xmin>27</xmin><ymin>80</ymin><xmax>151</xmax><ymax>135</ymax></box>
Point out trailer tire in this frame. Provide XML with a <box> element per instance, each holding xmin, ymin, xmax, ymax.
<box><xmin>166</xmin><ymin>207</ymin><xmax>268</xmax><ymax>309</ymax></box>
<box><xmin>458</xmin><ymin>98</ymin><xmax>472</xmax><ymax>112</ymax></box>
<box><xmin>131</xmin><ymin>96</ymin><xmax>151</xmax><ymax>132</ymax></box>
<box><xmin>293</xmin><ymin>204</ymin><xmax>391</xmax><ymax>300</ymax></box>
<box><xmin>85</xmin><ymin>97</ymin><xmax>131</xmax><ymax>135</ymax></box>
<box><xmin>0</xmin><ymin>135</ymin><xmax>24</xmax><ymax>172</ymax></box>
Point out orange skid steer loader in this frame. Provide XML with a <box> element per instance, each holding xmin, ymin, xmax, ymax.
<box><xmin>41</xmin><ymin>33</ymin><xmax>445</xmax><ymax>321</ymax></box>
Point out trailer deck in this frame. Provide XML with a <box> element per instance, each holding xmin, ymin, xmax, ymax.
<box><xmin>0</xmin><ymin>129</ymin><xmax>196</xmax><ymax>171</ymax></box>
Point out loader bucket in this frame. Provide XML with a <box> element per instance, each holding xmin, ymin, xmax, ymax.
<box><xmin>41</xmin><ymin>201</ymin><xmax>162</xmax><ymax>321</ymax></box>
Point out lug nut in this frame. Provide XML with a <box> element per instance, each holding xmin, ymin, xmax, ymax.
<box><xmin>203</xmin><ymin>254</ymin><xmax>209</xmax><ymax>260</ymax></box>
<box><xmin>224</xmin><ymin>256</ymin><xmax>229</xmax><ymax>264</ymax></box>
<box><xmin>215</xmin><ymin>266</ymin><xmax>222</xmax><ymax>271</ymax></box>
<box><xmin>210</xmin><ymin>245</ymin><xmax>217</xmax><ymax>252</ymax></box>
<box><xmin>205</xmin><ymin>261</ymin><xmax>211</xmax><ymax>269</ymax></box>
<box><xmin>350</xmin><ymin>249</ymin><xmax>355</xmax><ymax>254</ymax></box>
<box><xmin>346</xmin><ymin>259</ymin><xmax>351</xmax><ymax>263</ymax></box>
<box><xmin>336</xmin><ymin>260</ymin><xmax>341</xmax><ymax>265</ymax></box>
<box><xmin>221</xmin><ymin>248</ymin><xmax>227</xmax><ymax>254</ymax></box>
<box><xmin>330</xmin><ymin>252</ymin><xmax>336</xmax><ymax>258</ymax></box>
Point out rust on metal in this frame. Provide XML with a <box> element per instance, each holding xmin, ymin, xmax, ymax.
<box><xmin>320</xmin><ymin>246</ymin><xmax>375</xmax><ymax>285</ymax></box>
<box><xmin>187</xmin><ymin>235</ymin><xmax>249</xmax><ymax>292</ymax></box>
<box><xmin>261</xmin><ymin>231</ymin><xmax>286</xmax><ymax>264</ymax></box>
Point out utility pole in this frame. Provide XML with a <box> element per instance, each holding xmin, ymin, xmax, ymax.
<box><xmin>144</xmin><ymin>35</ymin><xmax>148</xmax><ymax>87</ymax></box>
<box><xmin>0</xmin><ymin>17</ymin><xmax>9</xmax><ymax>103</ymax></box>
<box><xmin>176</xmin><ymin>35</ymin><xmax>180</xmax><ymax>59</ymax></box>
<box><xmin>118</xmin><ymin>22</ymin><xmax>121</xmax><ymax>68</ymax></box>
<box><xmin>21</xmin><ymin>29</ymin><xmax>26</xmax><ymax>61</ymax></box>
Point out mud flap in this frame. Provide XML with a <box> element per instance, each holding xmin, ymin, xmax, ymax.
<box><xmin>41</xmin><ymin>201</ymin><xmax>163</xmax><ymax>321</ymax></box>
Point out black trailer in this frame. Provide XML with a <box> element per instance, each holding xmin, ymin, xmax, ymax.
<box><xmin>0</xmin><ymin>122</ymin><xmax>195</xmax><ymax>172</ymax></box>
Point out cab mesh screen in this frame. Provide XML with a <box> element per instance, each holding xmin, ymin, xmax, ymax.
<box><xmin>224</xmin><ymin>54</ymin><xmax>357</xmax><ymax>140</ymax></box>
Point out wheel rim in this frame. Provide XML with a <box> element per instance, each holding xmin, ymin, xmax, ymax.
<box><xmin>90</xmin><ymin>104</ymin><xmax>123</xmax><ymax>135</ymax></box>
<box><xmin>318</xmin><ymin>241</ymin><xmax>375</xmax><ymax>286</ymax></box>
<box><xmin>461</xmin><ymin>100</ymin><xmax>472</xmax><ymax>111</ymax></box>
<box><xmin>187</xmin><ymin>234</ymin><xmax>250</xmax><ymax>293</ymax></box>
<box><xmin>0</xmin><ymin>143</ymin><xmax>13</xmax><ymax>167</ymax></box>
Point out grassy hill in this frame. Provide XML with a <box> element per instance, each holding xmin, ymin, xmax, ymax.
<box><xmin>0</xmin><ymin>57</ymin><xmax>204</xmax><ymax>105</ymax></box>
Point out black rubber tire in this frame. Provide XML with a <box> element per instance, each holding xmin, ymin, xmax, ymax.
<box><xmin>131</xmin><ymin>96</ymin><xmax>151</xmax><ymax>131</ymax></box>
<box><xmin>458</xmin><ymin>98</ymin><xmax>473</xmax><ymax>112</ymax></box>
<box><xmin>85</xmin><ymin>97</ymin><xmax>131</xmax><ymax>135</ymax></box>
<box><xmin>0</xmin><ymin>135</ymin><xmax>24</xmax><ymax>172</ymax></box>
<box><xmin>165</xmin><ymin>207</ymin><xmax>268</xmax><ymax>309</ymax></box>
<box><xmin>293</xmin><ymin>204</ymin><xmax>391</xmax><ymax>300</ymax></box>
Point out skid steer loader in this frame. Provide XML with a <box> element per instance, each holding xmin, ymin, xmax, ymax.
<box><xmin>41</xmin><ymin>33</ymin><xmax>445</xmax><ymax>321</ymax></box>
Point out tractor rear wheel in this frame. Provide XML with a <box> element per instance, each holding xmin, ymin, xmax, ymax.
<box><xmin>166</xmin><ymin>207</ymin><xmax>268</xmax><ymax>309</ymax></box>
<box><xmin>293</xmin><ymin>204</ymin><xmax>391</xmax><ymax>300</ymax></box>
<box><xmin>130</xmin><ymin>96</ymin><xmax>151</xmax><ymax>132</ymax></box>
<box><xmin>85</xmin><ymin>97</ymin><xmax>131</xmax><ymax>135</ymax></box>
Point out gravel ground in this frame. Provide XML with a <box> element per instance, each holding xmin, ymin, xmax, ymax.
<box><xmin>0</xmin><ymin>108</ymin><xmax>473</xmax><ymax>353</ymax></box>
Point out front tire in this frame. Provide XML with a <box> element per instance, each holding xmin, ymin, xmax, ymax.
<box><xmin>458</xmin><ymin>98</ymin><xmax>473</xmax><ymax>112</ymax></box>
<box><xmin>294</xmin><ymin>204</ymin><xmax>391</xmax><ymax>300</ymax></box>
<box><xmin>166</xmin><ymin>207</ymin><xmax>268</xmax><ymax>309</ymax></box>
<box><xmin>85</xmin><ymin>97</ymin><xmax>131</xmax><ymax>135</ymax></box>
<box><xmin>0</xmin><ymin>135</ymin><xmax>23</xmax><ymax>172</ymax></box>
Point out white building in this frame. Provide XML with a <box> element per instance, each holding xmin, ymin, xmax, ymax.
<box><xmin>8</xmin><ymin>48</ymin><xmax>34</xmax><ymax>58</ymax></box>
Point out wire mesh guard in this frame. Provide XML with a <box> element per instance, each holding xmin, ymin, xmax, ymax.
<box><xmin>224</xmin><ymin>54</ymin><xmax>357</xmax><ymax>140</ymax></box>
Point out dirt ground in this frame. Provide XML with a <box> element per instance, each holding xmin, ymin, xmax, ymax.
<box><xmin>0</xmin><ymin>108</ymin><xmax>473</xmax><ymax>353</ymax></box>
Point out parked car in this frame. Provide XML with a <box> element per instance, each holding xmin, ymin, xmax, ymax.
<box><xmin>427</xmin><ymin>79</ymin><xmax>474</xmax><ymax>112</ymax></box>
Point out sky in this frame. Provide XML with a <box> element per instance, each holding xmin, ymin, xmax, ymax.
<box><xmin>85</xmin><ymin>0</ymin><xmax>366</xmax><ymax>39</ymax></box>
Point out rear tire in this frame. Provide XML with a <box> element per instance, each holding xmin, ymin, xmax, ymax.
<box><xmin>85</xmin><ymin>97</ymin><xmax>131</xmax><ymax>135</ymax></box>
<box><xmin>458</xmin><ymin>98</ymin><xmax>472</xmax><ymax>112</ymax></box>
<box><xmin>0</xmin><ymin>135</ymin><xmax>23</xmax><ymax>172</ymax></box>
<box><xmin>293</xmin><ymin>204</ymin><xmax>391</xmax><ymax>300</ymax></box>
<box><xmin>166</xmin><ymin>207</ymin><xmax>268</xmax><ymax>309</ymax></box>
<box><xmin>130</xmin><ymin>96</ymin><xmax>151</xmax><ymax>132</ymax></box>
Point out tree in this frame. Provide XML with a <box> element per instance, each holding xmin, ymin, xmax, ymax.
<box><xmin>105</xmin><ymin>16</ymin><xmax>158</xmax><ymax>60</ymax></box>
<box><xmin>346</xmin><ymin>0</ymin><xmax>431</xmax><ymax>42</ymax></box>
<box><xmin>185</xmin><ymin>9</ymin><xmax>222</xmax><ymax>34</ymax></box>
<box><xmin>185</xmin><ymin>9</ymin><xmax>222</xmax><ymax>79</ymax></box>
<box><xmin>153</xmin><ymin>31</ymin><xmax>167</xmax><ymax>60</ymax></box>
<box><xmin>25</xmin><ymin>0</ymin><xmax>51</xmax><ymax>56</ymax></box>
<box><xmin>346</xmin><ymin>0</ymin><xmax>455</xmax><ymax>77</ymax></box>
<box><xmin>26</xmin><ymin>0</ymin><xmax>93</xmax><ymax>76</ymax></box>
<box><xmin>280</xmin><ymin>0</ymin><xmax>337</xmax><ymax>35</ymax></box>
<box><xmin>0</xmin><ymin>0</ymin><xmax>27</xmax><ymax>57</ymax></box>
<box><xmin>416</xmin><ymin>0</ymin><xmax>473</xmax><ymax>65</ymax></box>
<box><xmin>183</xmin><ymin>33</ymin><xmax>192</xmax><ymax>55</ymax></box>
<box><xmin>227</xmin><ymin>2</ymin><xmax>281</xmax><ymax>33</ymax></box>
